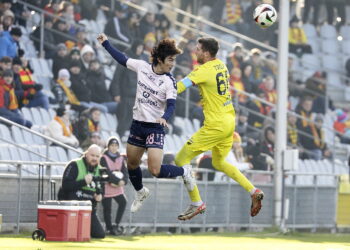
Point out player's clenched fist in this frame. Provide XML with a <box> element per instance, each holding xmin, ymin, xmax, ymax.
<box><xmin>97</xmin><ymin>33</ymin><xmax>108</xmax><ymax>44</ymax></box>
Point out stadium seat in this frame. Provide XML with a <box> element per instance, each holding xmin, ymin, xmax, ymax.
<box><xmin>106</xmin><ymin>113</ymin><xmax>118</xmax><ymax>131</ymax></box>
<box><xmin>301</xmin><ymin>54</ymin><xmax>320</xmax><ymax>71</ymax></box>
<box><xmin>192</xmin><ymin>119</ymin><xmax>201</xmax><ymax>131</ymax></box>
<box><xmin>55</xmin><ymin>146</ymin><xmax>69</xmax><ymax>162</ymax></box>
<box><xmin>0</xmin><ymin>124</ymin><xmax>13</xmax><ymax>142</ymax></box>
<box><xmin>48</xmin><ymin>108</ymin><xmax>56</xmax><ymax>120</ymax></box>
<box><xmin>303</xmin><ymin>23</ymin><xmax>318</xmax><ymax>40</ymax></box>
<box><xmin>307</xmin><ymin>38</ymin><xmax>320</xmax><ymax>54</ymax></box>
<box><xmin>21</xmin><ymin>107</ymin><xmax>34</xmax><ymax>124</ymax></box>
<box><xmin>320</xmin><ymin>24</ymin><xmax>337</xmax><ymax>39</ymax></box>
<box><xmin>327</xmin><ymin>73</ymin><xmax>343</xmax><ymax>87</ymax></box>
<box><xmin>39</xmin><ymin>108</ymin><xmax>51</xmax><ymax>125</ymax></box>
<box><xmin>68</xmin><ymin>149</ymin><xmax>82</xmax><ymax>160</ymax></box>
<box><xmin>172</xmin><ymin>134</ymin><xmax>183</xmax><ymax>151</ymax></box>
<box><xmin>341</xmin><ymin>40</ymin><xmax>350</xmax><ymax>55</ymax></box>
<box><xmin>322</xmin><ymin>55</ymin><xmax>342</xmax><ymax>72</ymax></box>
<box><xmin>321</xmin><ymin>39</ymin><xmax>339</xmax><ymax>55</ymax></box>
<box><xmin>11</xmin><ymin>126</ymin><xmax>25</xmax><ymax>144</ymax></box>
<box><xmin>99</xmin><ymin>112</ymin><xmax>110</xmax><ymax>130</ymax></box>
<box><xmin>183</xmin><ymin>117</ymin><xmax>195</xmax><ymax>135</ymax></box>
<box><xmin>31</xmin><ymin>126</ymin><xmax>46</xmax><ymax>145</ymax></box>
<box><xmin>340</xmin><ymin>25</ymin><xmax>350</xmax><ymax>40</ymax></box>
<box><xmin>29</xmin><ymin>58</ymin><xmax>43</xmax><ymax>77</ymax></box>
<box><xmin>38</xmin><ymin>58</ymin><xmax>53</xmax><ymax>78</ymax></box>
<box><xmin>31</xmin><ymin>108</ymin><xmax>44</xmax><ymax>126</ymax></box>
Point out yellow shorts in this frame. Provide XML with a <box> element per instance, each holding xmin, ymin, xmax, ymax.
<box><xmin>175</xmin><ymin>112</ymin><xmax>235</xmax><ymax>165</ymax></box>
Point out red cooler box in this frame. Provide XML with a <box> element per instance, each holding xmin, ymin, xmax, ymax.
<box><xmin>76</xmin><ymin>201</ymin><xmax>92</xmax><ymax>241</ymax></box>
<box><xmin>37</xmin><ymin>201</ymin><xmax>79</xmax><ymax>241</ymax></box>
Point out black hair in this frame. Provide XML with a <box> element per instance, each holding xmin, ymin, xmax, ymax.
<box><xmin>198</xmin><ymin>37</ymin><xmax>219</xmax><ymax>57</ymax></box>
<box><xmin>151</xmin><ymin>38</ymin><xmax>182</xmax><ymax>66</ymax></box>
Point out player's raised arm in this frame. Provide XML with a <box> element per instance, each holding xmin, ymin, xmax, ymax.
<box><xmin>97</xmin><ymin>33</ymin><xmax>128</xmax><ymax>67</ymax></box>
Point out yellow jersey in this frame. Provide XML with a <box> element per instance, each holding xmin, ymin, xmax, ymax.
<box><xmin>178</xmin><ymin>58</ymin><xmax>234</xmax><ymax>121</ymax></box>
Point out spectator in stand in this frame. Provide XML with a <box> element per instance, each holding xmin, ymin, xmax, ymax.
<box><xmin>155</xmin><ymin>13</ymin><xmax>171</xmax><ymax>41</ymax></box>
<box><xmin>296</xmin><ymin>96</ymin><xmax>320</xmax><ymax>159</ymax></box>
<box><xmin>220</xmin><ymin>0</ymin><xmax>245</xmax><ymax>32</ymax></box>
<box><xmin>139</xmin><ymin>12</ymin><xmax>156</xmax><ymax>40</ymax></box>
<box><xmin>246</xmin><ymin>89</ymin><xmax>268</xmax><ymax>135</ymax></box>
<box><xmin>86</xmin><ymin>59</ymin><xmax>118</xmax><ymax>114</ymax></box>
<box><xmin>31</xmin><ymin>16</ymin><xmax>56</xmax><ymax>58</ymax></box>
<box><xmin>1</xmin><ymin>9</ymin><xmax>14</xmax><ymax>31</ymax></box>
<box><xmin>235</xmin><ymin>109</ymin><xmax>249</xmax><ymax>143</ymax></box>
<box><xmin>12</xmin><ymin>57</ymin><xmax>49</xmax><ymax>110</ymax></box>
<box><xmin>230</xmin><ymin>67</ymin><xmax>246</xmax><ymax>105</ymax></box>
<box><xmin>0</xmin><ymin>69</ymin><xmax>32</xmax><ymax>128</ymax></box>
<box><xmin>52</xmin><ymin>19</ymin><xmax>69</xmax><ymax>45</ymax></box>
<box><xmin>75</xmin><ymin>28</ymin><xmax>89</xmax><ymax>49</ymax></box>
<box><xmin>110</xmin><ymin>39</ymin><xmax>144</xmax><ymax>137</ymax></box>
<box><xmin>0</xmin><ymin>0</ymin><xmax>12</xmax><ymax>16</ymax></box>
<box><xmin>246</xmin><ymin>48</ymin><xmax>266</xmax><ymax>87</ymax></box>
<box><xmin>288</xmin><ymin>16</ymin><xmax>312</xmax><ymax>57</ymax></box>
<box><xmin>0</xmin><ymin>55</ymin><xmax>12</xmax><ymax>76</ymax></box>
<box><xmin>302</xmin><ymin>0</ymin><xmax>320</xmax><ymax>25</ymax></box>
<box><xmin>81</xmin><ymin>131</ymin><xmax>105</xmax><ymax>151</ymax></box>
<box><xmin>69</xmin><ymin>60</ymin><xmax>108</xmax><ymax>113</ymax></box>
<box><xmin>104</xmin><ymin>3</ymin><xmax>130</xmax><ymax>50</ymax></box>
<box><xmin>287</xmin><ymin>112</ymin><xmax>300</xmax><ymax>149</ymax></box>
<box><xmin>241</xmin><ymin>64</ymin><xmax>253</xmax><ymax>93</ymax></box>
<box><xmin>101</xmin><ymin>137</ymin><xmax>128</xmax><ymax>235</ymax></box>
<box><xmin>259</xmin><ymin>126</ymin><xmax>275</xmax><ymax>166</ymax></box>
<box><xmin>334</xmin><ymin>109</ymin><xmax>350</xmax><ymax>144</ymax></box>
<box><xmin>226</xmin><ymin>43</ymin><xmax>244</xmax><ymax>73</ymax></box>
<box><xmin>126</xmin><ymin>11</ymin><xmax>141</xmax><ymax>41</ymax></box>
<box><xmin>143</xmin><ymin>32</ymin><xmax>156</xmax><ymax>62</ymax></box>
<box><xmin>68</xmin><ymin>47</ymin><xmax>80</xmax><ymax>64</ymax></box>
<box><xmin>176</xmin><ymin>40</ymin><xmax>197</xmax><ymax>70</ymax></box>
<box><xmin>305</xmin><ymin>71</ymin><xmax>328</xmax><ymax>114</ymax></box>
<box><xmin>0</xmin><ymin>26</ymin><xmax>21</xmax><ymax>59</ymax></box>
<box><xmin>43</xmin><ymin>0</ymin><xmax>60</xmax><ymax>17</ymax></box>
<box><xmin>326</xmin><ymin>0</ymin><xmax>346</xmax><ymax>26</ymax></box>
<box><xmin>346</xmin><ymin>58</ymin><xmax>350</xmax><ymax>81</ymax></box>
<box><xmin>74</xmin><ymin>107</ymin><xmax>102</xmax><ymax>145</ymax></box>
<box><xmin>259</xmin><ymin>75</ymin><xmax>277</xmax><ymax>112</ymax></box>
<box><xmin>58</xmin><ymin>1</ymin><xmax>77</xmax><ymax>35</ymax></box>
<box><xmin>45</xmin><ymin>107</ymin><xmax>79</xmax><ymax>147</ymax></box>
<box><xmin>226</xmin><ymin>132</ymin><xmax>253</xmax><ymax>171</ymax></box>
<box><xmin>52</xmin><ymin>43</ymin><xmax>68</xmax><ymax>79</ymax></box>
<box><xmin>80</xmin><ymin>44</ymin><xmax>95</xmax><ymax>73</ymax></box>
<box><xmin>52</xmin><ymin>68</ymin><xmax>84</xmax><ymax>111</ymax></box>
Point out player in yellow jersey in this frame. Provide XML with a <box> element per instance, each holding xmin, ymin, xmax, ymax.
<box><xmin>176</xmin><ymin>38</ymin><xmax>264</xmax><ymax>220</ymax></box>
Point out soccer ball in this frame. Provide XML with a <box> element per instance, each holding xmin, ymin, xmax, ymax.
<box><xmin>253</xmin><ymin>4</ymin><xmax>277</xmax><ymax>28</ymax></box>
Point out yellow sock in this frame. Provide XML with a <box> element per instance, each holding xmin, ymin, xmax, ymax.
<box><xmin>188</xmin><ymin>185</ymin><xmax>201</xmax><ymax>202</ymax></box>
<box><xmin>216</xmin><ymin>161</ymin><xmax>255</xmax><ymax>193</ymax></box>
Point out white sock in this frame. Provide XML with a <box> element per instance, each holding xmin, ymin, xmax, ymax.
<box><xmin>191</xmin><ymin>201</ymin><xmax>203</xmax><ymax>206</ymax></box>
<box><xmin>183</xmin><ymin>166</ymin><xmax>188</xmax><ymax>176</ymax></box>
<box><xmin>250</xmin><ymin>188</ymin><xmax>257</xmax><ymax>195</ymax></box>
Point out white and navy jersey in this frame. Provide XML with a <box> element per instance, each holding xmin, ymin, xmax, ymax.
<box><xmin>126</xmin><ymin>58</ymin><xmax>177</xmax><ymax>123</ymax></box>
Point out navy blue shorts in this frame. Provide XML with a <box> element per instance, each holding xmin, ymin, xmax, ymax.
<box><xmin>127</xmin><ymin>120</ymin><xmax>165</xmax><ymax>149</ymax></box>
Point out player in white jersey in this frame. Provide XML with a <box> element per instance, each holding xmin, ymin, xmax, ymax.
<box><xmin>97</xmin><ymin>34</ymin><xmax>196</xmax><ymax>214</ymax></box>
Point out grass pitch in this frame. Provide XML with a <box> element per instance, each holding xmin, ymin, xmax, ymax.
<box><xmin>0</xmin><ymin>231</ymin><xmax>350</xmax><ymax>250</ymax></box>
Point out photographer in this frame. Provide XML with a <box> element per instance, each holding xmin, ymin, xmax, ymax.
<box><xmin>60</xmin><ymin>144</ymin><xmax>105</xmax><ymax>239</ymax></box>
<box><xmin>101</xmin><ymin>137</ymin><xmax>128</xmax><ymax>235</ymax></box>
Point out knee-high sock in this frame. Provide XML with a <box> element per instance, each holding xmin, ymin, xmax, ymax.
<box><xmin>158</xmin><ymin>164</ymin><xmax>184</xmax><ymax>178</ymax></box>
<box><xmin>128</xmin><ymin>167</ymin><xmax>143</xmax><ymax>191</ymax></box>
<box><xmin>175</xmin><ymin>148</ymin><xmax>203</xmax><ymax>203</ymax></box>
<box><xmin>213</xmin><ymin>160</ymin><xmax>255</xmax><ymax>193</ymax></box>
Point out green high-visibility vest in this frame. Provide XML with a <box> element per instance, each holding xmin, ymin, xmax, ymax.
<box><xmin>76</xmin><ymin>158</ymin><xmax>101</xmax><ymax>192</ymax></box>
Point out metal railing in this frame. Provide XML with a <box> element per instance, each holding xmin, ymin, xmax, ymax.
<box><xmin>0</xmin><ymin>160</ymin><xmax>340</xmax><ymax>233</ymax></box>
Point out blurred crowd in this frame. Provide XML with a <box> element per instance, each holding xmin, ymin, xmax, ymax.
<box><xmin>1</xmin><ymin>0</ymin><xmax>350</xmax><ymax>173</ymax></box>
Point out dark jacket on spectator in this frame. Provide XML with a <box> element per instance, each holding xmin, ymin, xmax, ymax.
<box><xmin>86</xmin><ymin>69</ymin><xmax>112</xmax><ymax>103</ymax></box>
<box><xmin>71</xmin><ymin>72</ymin><xmax>91</xmax><ymax>102</ymax></box>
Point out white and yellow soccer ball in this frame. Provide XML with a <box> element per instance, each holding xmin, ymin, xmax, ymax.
<box><xmin>253</xmin><ymin>4</ymin><xmax>277</xmax><ymax>28</ymax></box>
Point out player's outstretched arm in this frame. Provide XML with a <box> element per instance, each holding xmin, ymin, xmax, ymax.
<box><xmin>97</xmin><ymin>33</ymin><xmax>128</xmax><ymax>67</ymax></box>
